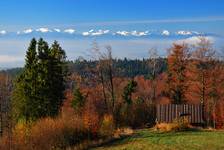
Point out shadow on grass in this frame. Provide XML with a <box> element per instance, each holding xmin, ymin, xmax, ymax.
<box><xmin>92</xmin><ymin>128</ymin><xmax>208</xmax><ymax>149</ymax></box>
<box><xmin>89</xmin><ymin>134</ymin><xmax>134</xmax><ymax>149</ymax></box>
<box><xmin>137</xmin><ymin>128</ymin><xmax>209</xmax><ymax>141</ymax></box>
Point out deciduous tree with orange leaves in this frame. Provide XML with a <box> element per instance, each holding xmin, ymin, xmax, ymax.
<box><xmin>166</xmin><ymin>44</ymin><xmax>190</xmax><ymax>104</ymax></box>
<box><xmin>189</xmin><ymin>38</ymin><xmax>218</xmax><ymax>127</ymax></box>
<box><xmin>83</xmin><ymin>100</ymin><xmax>100</xmax><ymax>137</ymax></box>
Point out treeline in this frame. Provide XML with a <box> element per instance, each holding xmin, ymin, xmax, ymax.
<box><xmin>0</xmin><ymin>68</ymin><xmax>23</xmax><ymax>78</ymax></box>
<box><xmin>68</xmin><ymin>57</ymin><xmax>167</xmax><ymax>78</ymax></box>
<box><xmin>2</xmin><ymin>58</ymin><xmax>167</xmax><ymax>79</ymax></box>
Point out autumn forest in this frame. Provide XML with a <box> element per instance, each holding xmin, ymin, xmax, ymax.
<box><xmin>0</xmin><ymin>36</ymin><xmax>223</xmax><ymax>149</ymax></box>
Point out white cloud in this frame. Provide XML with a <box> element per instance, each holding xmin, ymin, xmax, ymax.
<box><xmin>36</xmin><ymin>28</ymin><xmax>52</xmax><ymax>33</ymax></box>
<box><xmin>104</xmin><ymin>30</ymin><xmax>110</xmax><ymax>34</ymax></box>
<box><xmin>0</xmin><ymin>30</ymin><xmax>7</xmax><ymax>35</ymax></box>
<box><xmin>82</xmin><ymin>29</ymin><xmax>95</xmax><ymax>36</ymax></box>
<box><xmin>54</xmin><ymin>28</ymin><xmax>61</xmax><ymax>32</ymax></box>
<box><xmin>115</xmin><ymin>30</ymin><xmax>148</xmax><ymax>37</ymax></box>
<box><xmin>176</xmin><ymin>30</ymin><xmax>192</xmax><ymax>35</ymax></box>
<box><xmin>176</xmin><ymin>36</ymin><xmax>215</xmax><ymax>45</ymax></box>
<box><xmin>115</xmin><ymin>31</ymin><xmax>129</xmax><ymax>36</ymax></box>
<box><xmin>23</xmin><ymin>29</ymin><xmax>33</xmax><ymax>34</ymax></box>
<box><xmin>82</xmin><ymin>30</ymin><xmax>110</xmax><ymax>36</ymax></box>
<box><xmin>91</xmin><ymin>30</ymin><xmax>110</xmax><ymax>36</ymax></box>
<box><xmin>64</xmin><ymin>29</ymin><xmax>75</xmax><ymax>34</ymax></box>
<box><xmin>131</xmin><ymin>31</ymin><xmax>149</xmax><ymax>36</ymax></box>
<box><xmin>82</xmin><ymin>32</ymin><xmax>90</xmax><ymax>36</ymax></box>
<box><xmin>162</xmin><ymin>30</ymin><xmax>170</xmax><ymax>36</ymax></box>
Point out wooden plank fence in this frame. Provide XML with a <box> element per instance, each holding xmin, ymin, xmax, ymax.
<box><xmin>156</xmin><ymin>104</ymin><xmax>204</xmax><ymax>124</ymax></box>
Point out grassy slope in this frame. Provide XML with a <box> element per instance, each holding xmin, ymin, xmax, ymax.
<box><xmin>92</xmin><ymin>129</ymin><xmax>224</xmax><ymax>150</ymax></box>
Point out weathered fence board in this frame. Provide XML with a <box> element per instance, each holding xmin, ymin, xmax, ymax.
<box><xmin>156</xmin><ymin>104</ymin><xmax>204</xmax><ymax>124</ymax></box>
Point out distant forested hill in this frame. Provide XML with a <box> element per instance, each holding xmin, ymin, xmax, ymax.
<box><xmin>1</xmin><ymin>58</ymin><xmax>167</xmax><ymax>78</ymax></box>
<box><xmin>0</xmin><ymin>68</ymin><xmax>24</xmax><ymax>78</ymax></box>
<box><xmin>68</xmin><ymin>58</ymin><xmax>167</xmax><ymax>78</ymax></box>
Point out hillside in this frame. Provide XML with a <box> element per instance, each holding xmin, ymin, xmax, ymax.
<box><xmin>1</xmin><ymin>58</ymin><xmax>167</xmax><ymax>79</ymax></box>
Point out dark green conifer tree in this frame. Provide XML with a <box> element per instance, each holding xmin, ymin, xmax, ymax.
<box><xmin>122</xmin><ymin>80</ymin><xmax>137</xmax><ymax>105</ymax></box>
<box><xmin>47</xmin><ymin>41</ymin><xmax>67</xmax><ymax>116</ymax></box>
<box><xmin>71</xmin><ymin>88</ymin><xmax>85</xmax><ymax>111</ymax></box>
<box><xmin>13</xmin><ymin>38</ymin><xmax>67</xmax><ymax>121</ymax></box>
<box><xmin>13</xmin><ymin>38</ymin><xmax>39</xmax><ymax>120</ymax></box>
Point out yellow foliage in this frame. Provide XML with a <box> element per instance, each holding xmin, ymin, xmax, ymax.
<box><xmin>155</xmin><ymin>117</ymin><xmax>191</xmax><ymax>132</ymax></box>
<box><xmin>99</xmin><ymin>114</ymin><xmax>115</xmax><ymax>137</ymax></box>
<box><xmin>114</xmin><ymin>127</ymin><xmax>134</xmax><ymax>138</ymax></box>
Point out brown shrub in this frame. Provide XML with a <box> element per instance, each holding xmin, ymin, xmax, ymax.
<box><xmin>0</xmin><ymin>112</ymin><xmax>89</xmax><ymax>150</ymax></box>
<box><xmin>155</xmin><ymin>117</ymin><xmax>191</xmax><ymax>132</ymax></box>
<box><xmin>155</xmin><ymin>123</ymin><xmax>179</xmax><ymax>132</ymax></box>
<box><xmin>99</xmin><ymin>114</ymin><xmax>115</xmax><ymax>138</ymax></box>
<box><xmin>29</xmin><ymin>116</ymin><xmax>88</xmax><ymax>150</ymax></box>
<box><xmin>114</xmin><ymin>127</ymin><xmax>134</xmax><ymax>138</ymax></box>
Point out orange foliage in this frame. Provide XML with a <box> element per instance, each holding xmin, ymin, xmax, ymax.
<box><xmin>133</xmin><ymin>74</ymin><xmax>168</xmax><ymax>104</ymax></box>
<box><xmin>167</xmin><ymin>44</ymin><xmax>190</xmax><ymax>104</ymax></box>
<box><xmin>83</xmin><ymin>100</ymin><xmax>100</xmax><ymax>136</ymax></box>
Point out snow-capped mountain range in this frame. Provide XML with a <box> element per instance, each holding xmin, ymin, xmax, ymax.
<box><xmin>0</xmin><ymin>28</ymin><xmax>216</xmax><ymax>38</ymax></box>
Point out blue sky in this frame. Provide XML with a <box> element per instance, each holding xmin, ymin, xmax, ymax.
<box><xmin>0</xmin><ymin>0</ymin><xmax>224</xmax><ymax>68</ymax></box>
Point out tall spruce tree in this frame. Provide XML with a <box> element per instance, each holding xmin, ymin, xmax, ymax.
<box><xmin>36</xmin><ymin>38</ymin><xmax>51</xmax><ymax>117</ymax></box>
<box><xmin>24</xmin><ymin>38</ymin><xmax>39</xmax><ymax>120</ymax></box>
<box><xmin>47</xmin><ymin>41</ymin><xmax>67</xmax><ymax>116</ymax></box>
<box><xmin>13</xmin><ymin>38</ymin><xmax>39</xmax><ymax>120</ymax></box>
<box><xmin>13</xmin><ymin>38</ymin><xmax>67</xmax><ymax>121</ymax></box>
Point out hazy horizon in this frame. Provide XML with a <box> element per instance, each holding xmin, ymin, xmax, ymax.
<box><xmin>1</xmin><ymin>0</ymin><xmax>224</xmax><ymax>68</ymax></box>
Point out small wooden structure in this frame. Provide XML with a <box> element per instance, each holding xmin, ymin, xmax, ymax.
<box><xmin>156</xmin><ymin>104</ymin><xmax>204</xmax><ymax>124</ymax></box>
